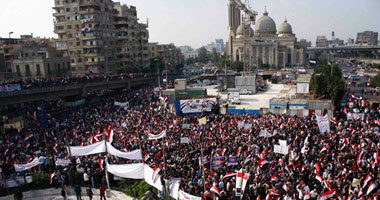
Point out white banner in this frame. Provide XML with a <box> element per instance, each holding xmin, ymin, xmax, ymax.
<box><xmin>55</xmin><ymin>159</ymin><xmax>71</xmax><ymax>166</ymax></box>
<box><xmin>114</xmin><ymin>101</ymin><xmax>128</xmax><ymax>107</ymax></box>
<box><xmin>106</xmin><ymin>163</ymin><xmax>144</xmax><ymax>179</ymax></box>
<box><xmin>144</xmin><ymin>165</ymin><xmax>163</xmax><ymax>191</ymax></box>
<box><xmin>274</xmin><ymin>145</ymin><xmax>289</xmax><ymax>155</ymax></box>
<box><xmin>179</xmin><ymin>98</ymin><xmax>217</xmax><ymax>114</ymax></box>
<box><xmin>178</xmin><ymin>190</ymin><xmax>202</xmax><ymax>200</ymax></box>
<box><xmin>106</xmin><ymin>142</ymin><xmax>142</xmax><ymax>160</ymax></box>
<box><xmin>148</xmin><ymin>130</ymin><xmax>166</xmax><ymax>140</ymax></box>
<box><xmin>316</xmin><ymin>115</ymin><xmax>330</xmax><ymax>134</ymax></box>
<box><xmin>14</xmin><ymin>157</ymin><xmax>40</xmax><ymax>172</ymax></box>
<box><xmin>169</xmin><ymin>178</ymin><xmax>181</xmax><ymax>199</ymax></box>
<box><xmin>180</xmin><ymin>137</ymin><xmax>189</xmax><ymax>144</ymax></box>
<box><xmin>69</xmin><ymin>141</ymin><xmax>106</xmax><ymax>156</ymax></box>
<box><xmin>258</xmin><ymin>130</ymin><xmax>273</xmax><ymax>138</ymax></box>
<box><xmin>346</xmin><ymin>113</ymin><xmax>365</xmax><ymax>120</ymax></box>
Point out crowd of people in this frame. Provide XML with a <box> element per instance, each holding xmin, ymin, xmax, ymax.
<box><xmin>0</xmin><ymin>73</ymin><xmax>165</xmax><ymax>92</ymax></box>
<box><xmin>0</xmin><ymin>81</ymin><xmax>380</xmax><ymax>200</ymax></box>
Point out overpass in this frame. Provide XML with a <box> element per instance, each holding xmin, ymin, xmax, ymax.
<box><xmin>307</xmin><ymin>46</ymin><xmax>380</xmax><ymax>60</ymax></box>
<box><xmin>0</xmin><ymin>75</ymin><xmax>181</xmax><ymax>105</ymax></box>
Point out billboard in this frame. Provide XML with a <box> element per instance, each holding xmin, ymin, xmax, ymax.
<box><xmin>178</xmin><ymin>98</ymin><xmax>217</xmax><ymax>114</ymax></box>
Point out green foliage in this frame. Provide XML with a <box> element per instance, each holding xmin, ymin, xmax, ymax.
<box><xmin>120</xmin><ymin>180</ymin><xmax>153</xmax><ymax>199</ymax></box>
<box><xmin>371</xmin><ymin>73</ymin><xmax>380</xmax><ymax>87</ymax></box>
<box><xmin>368</xmin><ymin>63</ymin><xmax>380</xmax><ymax>69</ymax></box>
<box><xmin>197</xmin><ymin>47</ymin><xmax>209</xmax><ymax>63</ymax></box>
<box><xmin>232</xmin><ymin>61</ymin><xmax>244</xmax><ymax>72</ymax></box>
<box><xmin>310</xmin><ymin>65</ymin><xmax>344</xmax><ymax>102</ymax></box>
<box><xmin>149</xmin><ymin>58</ymin><xmax>165</xmax><ymax>73</ymax></box>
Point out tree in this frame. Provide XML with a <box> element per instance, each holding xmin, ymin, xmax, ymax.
<box><xmin>371</xmin><ymin>73</ymin><xmax>380</xmax><ymax>87</ymax></box>
<box><xmin>310</xmin><ymin>64</ymin><xmax>344</xmax><ymax>102</ymax></box>
<box><xmin>198</xmin><ymin>47</ymin><xmax>208</xmax><ymax>63</ymax></box>
<box><xmin>232</xmin><ymin>61</ymin><xmax>244</xmax><ymax>72</ymax></box>
<box><xmin>149</xmin><ymin>58</ymin><xmax>164</xmax><ymax>73</ymax></box>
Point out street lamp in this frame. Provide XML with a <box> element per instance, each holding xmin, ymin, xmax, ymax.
<box><xmin>9</xmin><ymin>32</ymin><xmax>13</xmax><ymax>39</ymax></box>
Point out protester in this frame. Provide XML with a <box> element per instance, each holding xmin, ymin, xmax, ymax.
<box><xmin>74</xmin><ymin>184</ymin><xmax>82</xmax><ymax>200</ymax></box>
<box><xmin>99</xmin><ymin>184</ymin><xmax>106</xmax><ymax>200</ymax></box>
<box><xmin>86</xmin><ymin>184</ymin><xmax>93</xmax><ymax>200</ymax></box>
<box><xmin>1</xmin><ymin>82</ymin><xmax>379</xmax><ymax>200</ymax></box>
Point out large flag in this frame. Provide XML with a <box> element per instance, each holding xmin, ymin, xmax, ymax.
<box><xmin>148</xmin><ymin>130</ymin><xmax>166</xmax><ymax>140</ymax></box>
<box><xmin>318</xmin><ymin>189</ymin><xmax>336</xmax><ymax>200</ymax></box>
<box><xmin>367</xmin><ymin>182</ymin><xmax>376</xmax><ymax>196</ymax></box>
<box><xmin>210</xmin><ymin>185</ymin><xmax>221</xmax><ymax>196</ymax></box>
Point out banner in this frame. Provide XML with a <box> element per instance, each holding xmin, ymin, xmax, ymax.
<box><xmin>106</xmin><ymin>163</ymin><xmax>144</xmax><ymax>179</ymax></box>
<box><xmin>180</xmin><ymin>137</ymin><xmax>189</xmax><ymax>144</ymax></box>
<box><xmin>316</xmin><ymin>115</ymin><xmax>330</xmax><ymax>134</ymax></box>
<box><xmin>259</xmin><ymin>130</ymin><xmax>273</xmax><ymax>138</ymax></box>
<box><xmin>148</xmin><ymin>130</ymin><xmax>166</xmax><ymax>140</ymax></box>
<box><xmin>211</xmin><ymin>156</ymin><xmax>225</xmax><ymax>169</ymax></box>
<box><xmin>55</xmin><ymin>159</ymin><xmax>71</xmax><ymax>166</ymax></box>
<box><xmin>144</xmin><ymin>165</ymin><xmax>163</xmax><ymax>191</ymax></box>
<box><xmin>228</xmin><ymin>156</ymin><xmax>238</xmax><ymax>166</ymax></box>
<box><xmin>0</xmin><ymin>84</ymin><xmax>21</xmax><ymax>92</ymax></box>
<box><xmin>0</xmin><ymin>176</ymin><xmax>26</xmax><ymax>188</ymax></box>
<box><xmin>274</xmin><ymin>145</ymin><xmax>288</xmax><ymax>155</ymax></box>
<box><xmin>180</xmin><ymin>98</ymin><xmax>217</xmax><ymax>114</ymax></box>
<box><xmin>114</xmin><ymin>101</ymin><xmax>128</xmax><ymax>107</ymax></box>
<box><xmin>346</xmin><ymin>113</ymin><xmax>365</xmax><ymax>120</ymax></box>
<box><xmin>178</xmin><ymin>190</ymin><xmax>202</xmax><ymax>200</ymax></box>
<box><xmin>169</xmin><ymin>178</ymin><xmax>181</xmax><ymax>199</ymax></box>
<box><xmin>69</xmin><ymin>141</ymin><xmax>106</xmax><ymax>156</ymax></box>
<box><xmin>14</xmin><ymin>157</ymin><xmax>40</xmax><ymax>172</ymax></box>
<box><xmin>106</xmin><ymin>142</ymin><xmax>142</xmax><ymax>160</ymax></box>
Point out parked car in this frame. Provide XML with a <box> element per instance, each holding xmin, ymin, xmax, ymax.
<box><xmin>239</xmin><ymin>89</ymin><xmax>253</xmax><ymax>95</ymax></box>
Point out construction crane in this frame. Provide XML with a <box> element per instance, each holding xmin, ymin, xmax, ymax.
<box><xmin>232</xmin><ymin>0</ymin><xmax>258</xmax><ymax>24</ymax></box>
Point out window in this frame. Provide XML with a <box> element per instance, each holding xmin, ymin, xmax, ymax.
<box><xmin>36</xmin><ymin>64</ymin><xmax>41</xmax><ymax>76</ymax></box>
<box><xmin>16</xmin><ymin>65</ymin><xmax>21</xmax><ymax>76</ymax></box>
<box><xmin>76</xmin><ymin>42</ymin><xmax>81</xmax><ymax>46</ymax></box>
<box><xmin>67</xmin><ymin>25</ymin><xmax>72</xmax><ymax>29</ymax></box>
<box><xmin>68</xmin><ymin>33</ymin><xmax>73</xmax><ymax>38</ymax></box>
<box><xmin>77</xmin><ymin>50</ymin><xmax>81</xmax><ymax>54</ymax></box>
<box><xmin>57</xmin><ymin>64</ymin><xmax>61</xmax><ymax>73</ymax></box>
<box><xmin>25</xmin><ymin>65</ymin><xmax>31</xmax><ymax>76</ymax></box>
<box><xmin>66</xmin><ymin>8</ymin><xmax>70</xmax><ymax>12</ymax></box>
<box><xmin>47</xmin><ymin>64</ymin><xmax>51</xmax><ymax>74</ymax></box>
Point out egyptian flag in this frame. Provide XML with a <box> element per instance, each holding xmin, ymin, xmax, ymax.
<box><xmin>33</xmin><ymin>111</ymin><xmax>37</xmax><ymax>120</ymax></box>
<box><xmin>24</xmin><ymin>132</ymin><xmax>33</xmax><ymax>141</ymax></box>
<box><xmin>266</xmin><ymin>190</ymin><xmax>279</xmax><ymax>200</ymax></box>
<box><xmin>280</xmin><ymin>123</ymin><xmax>285</xmax><ymax>129</ymax></box>
<box><xmin>323</xmin><ymin>178</ymin><xmax>331</xmax><ymax>190</ymax></box>
<box><xmin>315</xmin><ymin>174</ymin><xmax>323</xmax><ymax>183</ymax></box>
<box><xmin>318</xmin><ymin>189</ymin><xmax>336</xmax><ymax>200</ymax></box>
<box><xmin>3</xmin><ymin>148</ymin><xmax>9</xmax><ymax>156</ymax></box>
<box><xmin>98</xmin><ymin>158</ymin><xmax>104</xmax><ymax>171</ymax></box>
<box><xmin>214</xmin><ymin>68</ymin><xmax>219</xmax><ymax>74</ymax></box>
<box><xmin>210</xmin><ymin>185</ymin><xmax>221</xmax><ymax>196</ymax></box>
<box><xmin>352</xmin><ymin>94</ymin><xmax>360</xmax><ymax>99</ymax></box>
<box><xmin>26</xmin><ymin>156</ymin><xmax>33</xmax><ymax>163</ymax></box>
<box><xmin>367</xmin><ymin>182</ymin><xmax>377</xmax><ymax>196</ymax></box>
<box><xmin>25</xmin><ymin>143</ymin><xmax>31</xmax><ymax>149</ymax></box>
<box><xmin>357</xmin><ymin>149</ymin><xmax>364</xmax><ymax>166</ymax></box>
<box><xmin>375</xmin><ymin>119</ymin><xmax>380</xmax><ymax>125</ymax></box>
<box><xmin>374</xmin><ymin>152</ymin><xmax>379</xmax><ymax>164</ymax></box>
<box><xmin>270</xmin><ymin>174</ymin><xmax>277</xmax><ymax>182</ymax></box>
<box><xmin>363</xmin><ymin>174</ymin><xmax>372</xmax><ymax>189</ymax></box>
<box><xmin>258</xmin><ymin>158</ymin><xmax>269</xmax><ymax>167</ymax></box>
<box><xmin>287</xmin><ymin>118</ymin><xmax>292</xmax><ymax>125</ymax></box>
<box><xmin>223</xmin><ymin>173</ymin><xmax>236</xmax><ymax>179</ymax></box>
<box><xmin>220</xmin><ymin>147</ymin><xmax>226</xmax><ymax>156</ymax></box>
<box><xmin>144</xmin><ymin>153</ymin><xmax>149</xmax><ymax>162</ymax></box>
<box><xmin>346</xmin><ymin>194</ymin><xmax>355</xmax><ymax>200</ymax></box>
<box><xmin>361</xmin><ymin>99</ymin><xmax>366</xmax><ymax>107</ymax></box>
<box><xmin>330</xmin><ymin>118</ymin><xmax>337</xmax><ymax>125</ymax></box>
<box><xmin>168</xmin><ymin>124</ymin><xmax>174</xmax><ymax>129</ymax></box>
<box><xmin>50</xmin><ymin>172</ymin><xmax>56</xmax><ymax>184</ymax></box>
<box><xmin>152</xmin><ymin>165</ymin><xmax>161</xmax><ymax>183</ymax></box>
<box><xmin>53</xmin><ymin>143</ymin><xmax>58</xmax><ymax>153</ymax></box>
<box><xmin>282</xmin><ymin>183</ymin><xmax>289</xmax><ymax>192</ymax></box>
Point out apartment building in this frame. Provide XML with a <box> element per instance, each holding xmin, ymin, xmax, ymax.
<box><xmin>149</xmin><ymin>43</ymin><xmax>183</xmax><ymax>70</ymax></box>
<box><xmin>53</xmin><ymin>0</ymin><xmax>149</xmax><ymax>75</ymax></box>
<box><xmin>113</xmin><ymin>3</ymin><xmax>149</xmax><ymax>72</ymax></box>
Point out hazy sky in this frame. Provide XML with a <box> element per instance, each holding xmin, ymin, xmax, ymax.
<box><xmin>0</xmin><ymin>0</ymin><xmax>379</xmax><ymax>48</ymax></box>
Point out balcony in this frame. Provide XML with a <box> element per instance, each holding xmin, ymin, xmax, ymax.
<box><xmin>79</xmin><ymin>9</ymin><xmax>101</xmax><ymax>14</ymax></box>
<box><xmin>53</xmin><ymin>12</ymin><xmax>65</xmax><ymax>17</ymax></box>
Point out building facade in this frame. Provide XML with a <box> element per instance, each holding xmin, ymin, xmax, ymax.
<box><xmin>316</xmin><ymin>36</ymin><xmax>329</xmax><ymax>47</ymax></box>
<box><xmin>356</xmin><ymin>31</ymin><xmax>378</xmax><ymax>46</ymax></box>
<box><xmin>53</xmin><ymin>0</ymin><xmax>149</xmax><ymax>75</ymax></box>
<box><xmin>148</xmin><ymin>43</ymin><xmax>183</xmax><ymax>70</ymax></box>
<box><xmin>229</xmin><ymin>9</ymin><xmax>307</xmax><ymax>69</ymax></box>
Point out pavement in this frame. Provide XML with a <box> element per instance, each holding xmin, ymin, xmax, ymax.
<box><xmin>0</xmin><ymin>187</ymin><xmax>135</xmax><ymax>200</ymax></box>
<box><xmin>207</xmin><ymin>83</ymin><xmax>296</xmax><ymax>110</ymax></box>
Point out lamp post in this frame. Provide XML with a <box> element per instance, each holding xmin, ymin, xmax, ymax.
<box><xmin>8</xmin><ymin>32</ymin><xmax>13</xmax><ymax>39</ymax></box>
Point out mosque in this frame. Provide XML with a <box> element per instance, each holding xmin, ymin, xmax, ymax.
<box><xmin>227</xmin><ymin>7</ymin><xmax>308</xmax><ymax>69</ymax></box>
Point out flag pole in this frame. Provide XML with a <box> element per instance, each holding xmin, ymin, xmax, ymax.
<box><xmin>161</xmin><ymin>136</ymin><xmax>168</xmax><ymax>200</ymax></box>
<box><xmin>200</xmin><ymin>143</ymin><xmax>206</xmax><ymax>197</ymax></box>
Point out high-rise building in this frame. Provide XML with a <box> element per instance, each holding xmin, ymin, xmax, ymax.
<box><xmin>52</xmin><ymin>0</ymin><xmax>149</xmax><ymax>75</ymax></box>
<box><xmin>148</xmin><ymin>43</ymin><xmax>183</xmax><ymax>70</ymax></box>
<box><xmin>316</xmin><ymin>36</ymin><xmax>329</xmax><ymax>47</ymax></box>
<box><xmin>347</xmin><ymin>38</ymin><xmax>355</xmax><ymax>46</ymax></box>
<box><xmin>356</xmin><ymin>31</ymin><xmax>378</xmax><ymax>46</ymax></box>
<box><xmin>114</xmin><ymin>3</ymin><xmax>149</xmax><ymax>72</ymax></box>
